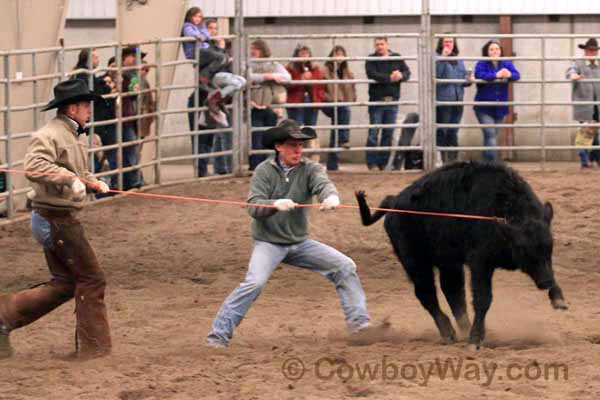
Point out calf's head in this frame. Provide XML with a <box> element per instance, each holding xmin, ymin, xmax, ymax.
<box><xmin>501</xmin><ymin>202</ymin><xmax>555</xmax><ymax>290</ymax></box>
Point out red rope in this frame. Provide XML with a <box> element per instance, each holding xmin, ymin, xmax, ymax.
<box><xmin>0</xmin><ymin>168</ymin><xmax>507</xmax><ymax>223</ymax></box>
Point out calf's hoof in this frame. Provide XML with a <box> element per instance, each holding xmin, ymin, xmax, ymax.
<box><xmin>466</xmin><ymin>343</ymin><xmax>481</xmax><ymax>352</ymax></box>
<box><xmin>551</xmin><ymin>298</ymin><xmax>568</xmax><ymax>310</ymax></box>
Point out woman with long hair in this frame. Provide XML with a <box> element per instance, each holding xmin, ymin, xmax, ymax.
<box><xmin>321</xmin><ymin>45</ymin><xmax>356</xmax><ymax>171</ymax></box>
<box><xmin>435</xmin><ymin>36</ymin><xmax>472</xmax><ymax>164</ymax></box>
<box><xmin>474</xmin><ymin>39</ymin><xmax>520</xmax><ymax>162</ymax></box>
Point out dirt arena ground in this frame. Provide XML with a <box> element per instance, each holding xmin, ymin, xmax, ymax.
<box><xmin>0</xmin><ymin>165</ymin><xmax>599</xmax><ymax>400</ymax></box>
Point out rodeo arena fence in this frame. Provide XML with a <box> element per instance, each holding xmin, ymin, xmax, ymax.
<box><xmin>1</xmin><ymin>13</ymin><xmax>600</xmax><ymax>221</ymax></box>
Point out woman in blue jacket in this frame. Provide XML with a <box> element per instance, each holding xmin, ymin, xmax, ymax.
<box><xmin>474</xmin><ymin>39</ymin><xmax>520</xmax><ymax>162</ymax></box>
<box><xmin>435</xmin><ymin>36</ymin><xmax>472</xmax><ymax>164</ymax></box>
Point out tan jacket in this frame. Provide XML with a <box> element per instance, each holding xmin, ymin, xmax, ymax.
<box><xmin>323</xmin><ymin>67</ymin><xmax>357</xmax><ymax>103</ymax></box>
<box><xmin>25</xmin><ymin>114</ymin><xmax>99</xmax><ymax>211</ymax></box>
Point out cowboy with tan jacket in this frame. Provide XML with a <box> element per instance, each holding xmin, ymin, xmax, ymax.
<box><xmin>0</xmin><ymin>80</ymin><xmax>112</xmax><ymax>359</ymax></box>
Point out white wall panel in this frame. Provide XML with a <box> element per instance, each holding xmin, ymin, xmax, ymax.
<box><xmin>68</xmin><ymin>0</ymin><xmax>600</xmax><ymax>19</ymax></box>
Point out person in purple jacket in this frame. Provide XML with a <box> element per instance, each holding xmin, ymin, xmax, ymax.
<box><xmin>181</xmin><ymin>7</ymin><xmax>227</xmax><ymax>84</ymax></box>
<box><xmin>474</xmin><ymin>39</ymin><xmax>520</xmax><ymax>162</ymax></box>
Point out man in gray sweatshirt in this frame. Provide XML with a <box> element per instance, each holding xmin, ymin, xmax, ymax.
<box><xmin>207</xmin><ymin>119</ymin><xmax>371</xmax><ymax>348</ymax></box>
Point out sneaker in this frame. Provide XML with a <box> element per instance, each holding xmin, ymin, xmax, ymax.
<box><xmin>0</xmin><ymin>323</ymin><xmax>14</xmax><ymax>359</ymax></box>
<box><xmin>209</xmin><ymin>110</ymin><xmax>229</xmax><ymax>128</ymax></box>
<box><xmin>206</xmin><ymin>337</ymin><xmax>228</xmax><ymax>349</ymax></box>
<box><xmin>207</xmin><ymin>90</ymin><xmax>223</xmax><ymax>115</ymax></box>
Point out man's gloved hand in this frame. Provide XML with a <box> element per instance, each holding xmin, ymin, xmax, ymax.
<box><xmin>71</xmin><ymin>178</ymin><xmax>86</xmax><ymax>201</ymax></box>
<box><xmin>94</xmin><ymin>181</ymin><xmax>110</xmax><ymax>194</ymax></box>
<box><xmin>320</xmin><ymin>195</ymin><xmax>340</xmax><ymax>211</ymax></box>
<box><xmin>274</xmin><ymin>199</ymin><xmax>297</xmax><ymax>212</ymax></box>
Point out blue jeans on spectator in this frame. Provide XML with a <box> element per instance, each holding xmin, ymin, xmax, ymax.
<box><xmin>96</xmin><ymin>126</ymin><xmax>118</xmax><ymax>188</ymax></box>
<box><xmin>475</xmin><ymin>110</ymin><xmax>505</xmax><ymax>162</ymax></box>
<box><xmin>122</xmin><ymin>125</ymin><xmax>141</xmax><ymax>189</ymax></box>
<box><xmin>321</xmin><ymin>106</ymin><xmax>351</xmax><ymax>171</ymax></box>
<box><xmin>436</xmin><ymin>105</ymin><xmax>463</xmax><ymax>162</ymax></box>
<box><xmin>249</xmin><ymin>108</ymin><xmax>278</xmax><ymax>170</ymax></box>
<box><xmin>207</xmin><ymin>239</ymin><xmax>371</xmax><ymax>346</ymax></box>
<box><xmin>287</xmin><ymin>94</ymin><xmax>319</xmax><ymax>127</ymax></box>
<box><xmin>213</xmin><ymin>131</ymin><xmax>232</xmax><ymax>174</ymax></box>
<box><xmin>367</xmin><ymin>105</ymin><xmax>399</xmax><ymax>168</ymax></box>
<box><xmin>194</xmin><ymin>128</ymin><xmax>215</xmax><ymax>178</ymax></box>
<box><xmin>578</xmin><ymin>132</ymin><xmax>599</xmax><ymax>167</ymax></box>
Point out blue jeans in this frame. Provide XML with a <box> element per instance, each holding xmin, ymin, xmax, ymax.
<box><xmin>213</xmin><ymin>131</ymin><xmax>232</xmax><ymax>174</ymax></box>
<box><xmin>212</xmin><ymin>72</ymin><xmax>246</xmax><ymax>99</ymax></box>
<box><xmin>475</xmin><ymin>111</ymin><xmax>505</xmax><ymax>162</ymax></box>
<box><xmin>31</xmin><ymin>211</ymin><xmax>53</xmax><ymax>249</ymax></box>
<box><xmin>436</xmin><ymin>105</ymin><xmax>463</xmax><ymax>162</ymax></box>
<box><xmin>122</xmin><ymin>125</ymin><xmax>141</xmax><ymax>189</ymax></box>
<box><xmin>321</xmin><ymin>106</ymin><xmax>351</xmax><ymax>171</ymax></box>
<box><xmin>250</xmin><ymin>108</ymin><xmax>278</xmax><ymax>170</ymax></box>
<box><xmin>578</xmin><ymin>133</ymin><xmax>599</xmax><ymax>166</ymax></box>
<box><xmin>287</xmin><ymin>94</ymin><xmax>319</xmax><ymax>127</ymax></box>
<box><xmin>367</xmin><ymin>105</ymin><xmax>399</xmax><ymax>167</ymax></box>
<box><xmin>208</xmin><ymin>239</ymin><xmax>371</xmax><ymax>345</ymax></box>
<box><xmin>97</xmin><ymin>126</ymin><xmax>118</xmax><ymax>188</ymax></box>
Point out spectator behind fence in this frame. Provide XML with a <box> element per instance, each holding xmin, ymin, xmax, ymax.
<box><xmin>136</xmin><ymin>61</ymin><xmax>156</xmax><ymax>163</ymax></box>
<box><xmin>71</xmin><ymin>50</ymin><xmax>115</xmax><ymax>179</ymax></box>
<box><xmin>181</xmin><ymin>7</ymin><xmax>227</xmax><ymax>88</ymax></box>
<box><xmin>286</xmin><ymin>45</ymin><xmax>325</xmax><ymax>161</ymax></box>
<box><xmin>204</xmin><ymin>19</ymin><xmax>238</xmax><ymax>174</ymax></box>
<box><xmin>365</xmin><ymin>37</ymin><xmax>411</xmax><ymax>171</ymax></box>
<box><xmin>119</xmin><ymin>47</ymin><xmax>145</xmax><ymax>189</ymax></box>
<box><xmin>435</xmin><ymin>36</ymin><xmax>473</xmax><ymax>165</ymax></box>
<box><xmin>566</xmin><ymin>38</ymin><xmax>600</xmax><ymax>169</ymax></box>
<box><xmin>474</xmin><ymin>39</ymin><xmax>520</xmax><ymax>163</ymax></box>
<box><xmin>248</xmin><ymin>39</ymin><xmax>291</xmax><ymax>170</ymax></box>
<box><xmin>321</xmin><ymin>45</ymin><xmax>356</xmax><ymax>171</ymax></box>
<box><xmin>187</xmin><ymin>86</ymin><xmax>214</xmax><ymax>177</ymax></box>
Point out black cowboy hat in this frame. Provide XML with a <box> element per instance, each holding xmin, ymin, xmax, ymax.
<box><xmin>262</xmin><ymin>119</ymin><xmax>317</xmax><ymax>149</ymax></box>
<box><xmin>42</xmin><ymin>79</ymin><xmax>105</xmax><ymax>111</ymax></box>
<box><xmin>122</xmin><ymin>46</ymin><xmax>147</xmax><ymax>59</ymax></box>
<box><xmin>578</xmin><ymin>38</ymin><xmax>598</xmax><ymax>50</ymax></box>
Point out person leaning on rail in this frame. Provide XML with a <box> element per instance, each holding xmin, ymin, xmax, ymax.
<box><xmin>566</xmin><ymin>38</ymin><xmax>600</xmax><ymax>169</ymax></box>
<box><xmin>206</xmin><ymin>119</ymin><xmax>373</xmax><ymax>348</ymax></box>
<box><xmin>0</xmin><ymin>80</ymin><xmax>112</xmax><ymax>360</ymax></box>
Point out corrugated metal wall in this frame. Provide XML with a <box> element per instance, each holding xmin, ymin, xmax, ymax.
<box><xmin>67</xmin><ymin>0</ymin><xmax>600</xmax><ymax>19</ymax></box>
<box><xmin>67</xmin><ymin>0</ymin><xmax>116</xmax><ymax>19</ymax></box>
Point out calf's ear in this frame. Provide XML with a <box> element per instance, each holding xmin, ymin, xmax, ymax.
<box><xmin>543</xmin><ymin>202</ymin><xmax>553</xmax><ymax>224</ymax></box>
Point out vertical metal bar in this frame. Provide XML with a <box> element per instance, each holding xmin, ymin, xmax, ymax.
<box><xmin>432</xmin><ymin>34</ymin><xmax>438</xmax><ymax>165</ymax></box>
<box><xmin>115</xmin><ymin>44</ymin><xmax>124</xmax><ymax>190</ymax></box>
<box><xmin>420</xmin><ymin>0</ymin><xmax>434</xmax><ymax>170</ymax></box>
<box><xmin>88</xmin><ymin>47</ymin><xmax>96</xmax><ymax>174</ymax></box>
<box><xmin>540</xmin><ymin>37</ymin><xmax>546</xmax><ymax>170</ymax></box>
<box><xmin>332</xmin><ymin>37</ymin><xmax>339</xmax><ymax>155</ymax></box>
<box><xmin>31</xmin><ymin>53</ymin><xmax>39</xmax><ymax>131</ymax></box>
<box><xmin>135</xmin><ymin>45</ymin><xmax>142</xmax><ymax>182</ymax></box>
<box><xmin>154</xmin><ymin>40</ymin><xmax>162</xmax><ymax>185</ymax></box>
<box><xmin>58</xmin><ymin>39</ymin><xmax>66</xmax><ymax>82</ymax></box>
<box><xmin>232</xmin><ymin>0</ymin><xmax>244</xmax><ymax>176</ymax></box>
<box><xmin>192</xmin><ymin>33</ymin><xmax>200</xmax><ymax>178</ymax></box>
<box><xmin>3</xmin><ymin>55</ymin><xmax>13</xmax><ymax>218</ymax></box>
<box><xmin>245</xmin><ymin>25</ymin><xmax>253</xmax><ymax>175</ymax></box>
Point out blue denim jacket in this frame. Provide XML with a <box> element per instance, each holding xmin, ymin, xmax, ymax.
<box><xmin>474</xmin><ymin>60</ymin><xmax>520</xmax><ymax>118</ymax></box>
<box><xmin>435</xmin><ymin>57</ymin><xmax>470</xmax><ymax>102</ymax></box>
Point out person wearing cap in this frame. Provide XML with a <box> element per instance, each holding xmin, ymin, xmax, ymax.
<box><xmin>0</xmin><ymin>80</ymin><xmax>112</xmax><ymax>359</ymax></box>
<box><xmin>566</xmin><ymin>38</ymin><xmax>600</xmax><ymax>168</ymax></box>
<box><xmin>473</xmin><ymin>39</ymin><xmax>520</xmax><ymax>162</ymax></box>
<box><xmin>206</xmin><ymin>119</ymin><xmax>371</xmax><ymax>348</ymax></box>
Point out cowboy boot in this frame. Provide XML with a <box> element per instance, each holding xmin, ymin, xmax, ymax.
<box><xmin>0</xmin><ymin>318</ymin><xmax>13</xmax><ymax>358</ymax></box>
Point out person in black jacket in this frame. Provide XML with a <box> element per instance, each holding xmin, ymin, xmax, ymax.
<box><xmin>365</xmin><ymin>37</ymin><xmax>411</xmax><ymax>170</ymax></box>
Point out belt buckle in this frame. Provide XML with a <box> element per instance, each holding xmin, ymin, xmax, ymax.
<box><xmin>384</xmin><ymin>96</ymin><xmax>393</xmax><ymax>102</ymax></box>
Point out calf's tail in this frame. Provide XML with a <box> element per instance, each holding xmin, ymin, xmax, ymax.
<box><xmin>355</xmin><ymin>191</ymin><xmax>394</xmax><ymax>226</ymax></box>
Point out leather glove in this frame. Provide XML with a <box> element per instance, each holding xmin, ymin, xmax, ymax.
<box><xmin>94</xmin><ymin>181</ymin><xmax>110</xmax><ymax>194</ymax></box>
<box><xmin>320</xmin><ymin>195</ymin><xmax>340</xmax><ymax>211</ymax></box>
<box><xmin>71</xmin><ymin>178</ymin><xmax>86</xmax><ymax>201</ymax></box>
<box><xmin>274</xmin><ymin>199</ymin><xmax>297</xmax><ymax>212</ymax></box>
